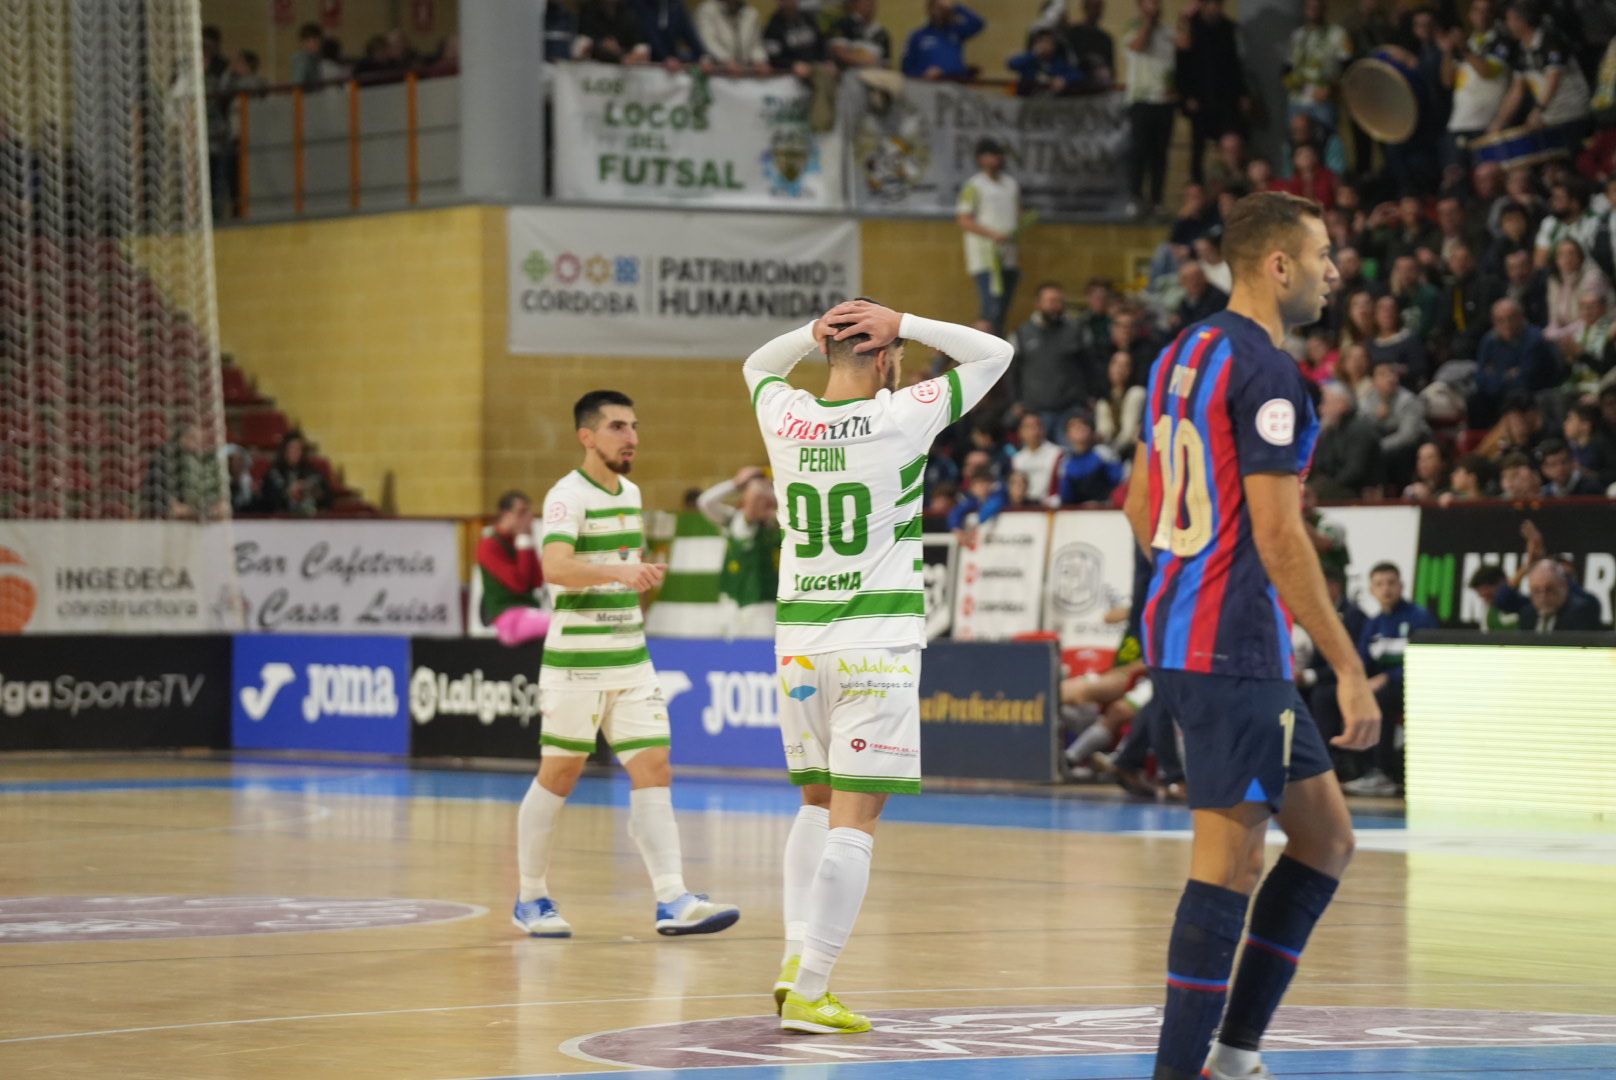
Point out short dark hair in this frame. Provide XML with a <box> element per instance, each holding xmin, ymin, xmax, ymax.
<box><xmin>1551</xmin><ymin>178</ymin><xmax>1588</xmax><ymax>207</ymax></box>
<box><xmin>242</xmin><ymin>49</ymin><xmax>260</xmax><ymax>71</ymax></box>
<box><xmin>1223</xmin><ymin>191</ymin><xmax>1324</xmax><ymax>275</ymax></box>
<box><xmin>1455</xmin><ymin>452</ymin><xmax>1493</xmax><ymax>480</ymax></box>
<box><xmin>202</xmin><ymin>25</ymin><xmax>222</xmax><ymax>44</ymax></box>
<box><xmin>1371</xmin><ymin>357</ymin><xmax>1400</xmax><ymax>374</ymax></box>
<box><xmin>1568</xmin><ymin>402</ymin><xmax>1600</xmax><ymax>427</ymax></box>
<box><xmin>1499</xmin><ymin>450</ymin><xmax>1535</xmax><ymax>473</ymax></box>
<box><xmin>1469</xmin><ymin>564</ymin><xmax>1507</xmax><ymax>589</ymax></box>
<box><xmin>1035</xmin><ymin>280</ymin><xmax>1064</xmax><ymax>295</ymax></box>
<box><xmin>1537</xmin><ymin>437</ymin><xmax>1570</xmax><ymax>461</ymax></box>
<box><xmin>825</xmin><ymin>296</ymin><xmax>905</xmax><ymax>365</ymax></box>
<box><xmin>1501</xmin><ymin>390</ymin><xmax>1536</xmax><ymax>415</ymax></box>
<box><xmin>299</xmin><ymin>22</ymin><xmax>323</xmax><ymax>40</ymax></box>
<box><xmin>574</xmin><ymin>389</ymin><xmax>634</xmax><ymax>430</ymax></box>
<box><xmin>497</xmin><ymin>490</ymin><xmax>531</xmax><ymax>513</ymax></box>
<box><xmin>1323</xmin><ymin>563</ymin><xmax>1347</xmax><ymax>587</ymax></box>
<box><xmin>1507</xmin><ymin>0</ymin><xmax>1542</xmax><ymax>27</ymax></box>
<box><xmin>1370</xmin><ymin>561</ymin><xmax>1401</xmax><ymax>579</ymax></box>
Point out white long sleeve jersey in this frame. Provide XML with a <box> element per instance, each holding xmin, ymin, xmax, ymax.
<box><xmin>744</xmin><ymin>314</ymin><xmax>1012</xmax><ymax>656</ymax></box>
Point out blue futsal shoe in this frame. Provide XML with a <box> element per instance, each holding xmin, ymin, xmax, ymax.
<box><xmin>512</xmin><ymin>896</ymin><xmax>572</xmax><ymax>938</ymax></box>
<box><xmin>654</xmin><ymin>892</ymin><xmax>740</xmax><ymax>936</ymax></box>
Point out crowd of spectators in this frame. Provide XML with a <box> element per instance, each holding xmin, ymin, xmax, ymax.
<box><xmin>926</xmin><ymin>0</ymin><xmax>1616</xmax><ymax>542</ymax></box>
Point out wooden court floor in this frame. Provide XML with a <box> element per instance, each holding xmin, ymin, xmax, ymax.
<box><xmin>0</xmin><ymin>755</ymin><xmax>1612</xmax><ymax>1080</ymax></box>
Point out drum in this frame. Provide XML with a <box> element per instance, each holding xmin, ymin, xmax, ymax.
<box><xmin>1468</xmin><ymin>124</ymin><xmax>1572</xmax><ymax>169</ymax></box>
<box><xmin>1342</xmin><ymin>48</ymin><xmax>1423</xmax><ymax>144</ymax></box>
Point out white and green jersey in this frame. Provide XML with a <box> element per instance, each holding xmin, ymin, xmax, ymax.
<box><xmin>538</xmin><ymin>469</ymin><xmax>653</xmax><ymax>690</ymax></box>
<box><xmin>744</xmin><ymin>315</ymin><xmax>1013</xmax><ymax>656</ymax></box>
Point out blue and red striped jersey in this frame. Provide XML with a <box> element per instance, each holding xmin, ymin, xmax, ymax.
<box><xmin>1141</xmin><ymin>311</ymin><xmax>1320</xmax><ymax>680</ymax></box>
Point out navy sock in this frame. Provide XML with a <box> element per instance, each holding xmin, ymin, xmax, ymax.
<box><xmin>1219</xmin><ymin>855</ymin><xmax>1340</xmax><ymax>1052</ymax></box>
<box><xmin>1153</xmin><ymin>879</ymin><xmax>1247</xmax><ymax>1080</ymax></box>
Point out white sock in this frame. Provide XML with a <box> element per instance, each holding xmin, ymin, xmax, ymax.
<box><xmin>793</xmin><ymin>827</ymin><xmax>874</xmax><ymax>1001</ymax></box>
<box><xmin>1208</xmin><ymin>1041</ymin><xmax>1262</xmax><ymax>1074</ymax></box>
<box><xmin>782</xmin><ymin>804</ymin><xmax>830</xmax><ymax>962</ymax></box>
<box><xmin>628</xmin><ymin>786</ymin><xmax>688</xmax><ymax>904</ymax></box>
<box><xmin>1067</xmin><ymin>720</ymin><xmax>1114</xmax><ymax>764</ymax></box>
<box><xmin>517</xmin><ymin>779</ymin><xmax>566</xmax><ymax>902</ymax></box>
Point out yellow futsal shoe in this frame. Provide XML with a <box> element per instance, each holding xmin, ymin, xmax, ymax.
<box><xmin>773</xmin><ymin>955</ymin><xmax>800</xmax><ymax>1014</ymax></box>
<box><xmin>779</xmin><ymin>990</ymin><xmax>872</xmax><ymax>1034</ymax></box>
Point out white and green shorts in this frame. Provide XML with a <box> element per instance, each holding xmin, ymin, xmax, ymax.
<box><xmin>539</xmin><ymin>680</ymin><xmax>670</xmax><ymax>761</ymax></box>
<box><xmin>777</xmin><ymin>646</ymin><xmax>922</xmax><ymax>795</ymax></box>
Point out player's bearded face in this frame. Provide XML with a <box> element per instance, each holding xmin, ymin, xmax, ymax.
<box><xmin>587</xmin><ymin>408</ymin><xmax>639</xmax><ymax>474</ymax></box>
<box><xmin>1280</xmin><ymin>219</ymin><xmax>1340</xmax><ymax>328</ymax></box>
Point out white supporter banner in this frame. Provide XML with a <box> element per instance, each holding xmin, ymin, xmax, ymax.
<box><xmin>951</xmin><ymin>512</ymin><xmax>1048</xmax><ymax>641</ymax></box>
<box><xmin>0</xmin><ymin>522</ymin><xmax>236</xmax><ymax>635</ymax></box>
<box><xmin>921</xmin><ymin>532</ymin><xmax>957</xmax><ymax>641</ymax></box>
<box><xmin>552</xmin><ymin>62</ymin><xmax>843</xmax><ymax>210</ymax></box>
<box><xmin>1043</xmin><ymin>510</ymin><xmax>1137</xmax><ymax>654</ymax></box>
<box><xmin>508</xmin><ymin>205</ymin><xmax>860</xmax><ymax>358</ymax></box>
<box><xmin>232</xmin><ymin>521</ymin><xmax>462</xmax><ymax>636</ymax></box>
<box><xmin>1318</xmin><ymin>506</ymin><xmax>1422</xmax><ymax>617</ymax></box>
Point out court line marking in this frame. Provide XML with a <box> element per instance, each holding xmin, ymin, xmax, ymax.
<box><xmin>1</xmin><ymin>982</ymin><xmax>1612</xmax><ymax>1048</ymax></box>
<box><xmin>0</xmin><ymin>801</ymin><xmax>335</xmax><ymax>848</ymax></box>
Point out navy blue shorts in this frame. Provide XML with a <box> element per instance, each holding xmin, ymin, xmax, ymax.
<box><xmin>1150</xmin><ymin>668</ymin><xmax>1333</xmax><ymax>813</ymax></box>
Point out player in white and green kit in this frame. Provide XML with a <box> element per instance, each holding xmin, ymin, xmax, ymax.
<box><xmin>512</xmin><ymin>390</ymin><xmax>740</xmax><ymax>940</ymax></box>
<box><xmin>744</xmin><ymin>300</ymin><xmax>1013</xmax><ymax>1032</ymax></box>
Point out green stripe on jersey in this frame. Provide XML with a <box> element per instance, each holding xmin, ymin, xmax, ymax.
<box><xmin>945</xmin><ymin>368</ymin><xmax>963</xmax><ymax>424</ymax></box>
<box><xmin>574</xmin><ymin>469</ymin><xmax>624</xmax><ymax>496</ymax></box>
<box><xmin>541</xmin><ymin>532</ymin><xmax>576</xmax><ymax>548</ymax></box>
<box><xmin>554</xmin><ymin>591</ymin><xmax>640</xmax><ymax>611</ymax></box>
<box><xmin>574</xmin><ymin>530</ymin><xmax>643</xmax><ymax>553</ymax></box>
<box><xmin>751</xmin><ymin>375</ymin><xmax>784</xmax><ymax>407</ymax></box>
<box><xmin>899</xmin><ymin>454</ymin><xmax>926</xmax><ymax>488</ymax></box>
<box><xmin>776</xmin><ymin>590</ymin><xmax>923</xmax><ymax>625</ymax></box>
<box><xmin>897</xmin><ymin>483</ymin><xmax>923</xmax><ymax>507</ymax></box>
<box><xmin>585</xmin><ymin>507</ymin><xmax>641</xmax><ymax>519</ymax></box>
<box><xmin>913</xmin><ymin>558</ymin><xmax>924</xmax><ymax>571</ymax></box>
<box><xmin>544</xmin><ymin>645</ymin><xmax>651</xmax><ymax>668</ymax></box>
<box><xmin>559</xmin><ymin>623</ymin><xmax>642</xmax><ymax>635</ymax></box>
<box><xmin>894</xmin><ymin>514</ymin><xmax>923</xmax><ymax>542</ymax></box>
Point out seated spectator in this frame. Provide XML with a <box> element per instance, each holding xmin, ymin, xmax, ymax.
<box><xmin>1275</xmin><ymin>143</ymin><xmax>1337</xmax><ymax>210</ymax></box>
<box><xmin>1502</xmin><ymin>247</ymin><xmax>1550</xmax><ymax>328</ymax></box>
<box><xmin>1173</xmin><ymin>259</ymin><xmax>1227</xmax><ymax>328</ymax></box>
<box><xmin>1309</xmin><ymin>382</ymin><xmax>1384</xmax><ymax>500</ymax></box>
<box><xmin>577</xmin><ymin>0</ymin><xmax>652</xmax><ymax>63</ymax></box>
<box><xmin>1471</xmin><ymin>298</ymin><xmax>1559</xmax><ymax>426</ymax></box>
<box><xmin>380</xmin><ymin>28</ymin><xmax>419</xmax><ymax>75</ymax></box>
<box><xmin>1359</xmin><ymin>358</ymin><xmax>1431</xmax><ymax>487</ymax></box>
<box><xmin>1168</xmin><ymin>182</ymin><xmax>1219</xmax><ymax>251</ymax></box>
<box><xmin>1380</xmin><ymin>196</ymin><xmax>1442</xmax><ymax>267</ymax></box>
<box><xmin>1468</xmin><ymin>563</ymin><xmax>1523</xmax><ymax>630</ymax></box>
<box><xmin>1010</xmin><ymin>412</ymin><xmax>1063</xmax><ymax>507</ymax></box>
<box><xmin>1442</xmin><ymin>452</ymin><xmax>1494</xmax><ymax>502</ymax></box>
<box><xmin>1493</xmin><ymin>2</ymin><xmax>1593</xmax><ymax>169</ymax></box>
<box><xmin>1335</xmin><ymin>341</ymin><xmax>1372</xmax><ymax>397</ymax></box>
<box><xmin>697</xmin><ymin>466</ymin><xmax>780</xmax><ymax>635</ymax></box>
<box><xmin>966</xmin><ymin>418</ymin><xmax>1015</xmax><ymax>477</ymax></box>
<box><xmin>1368</xmin><ymin>293</ymin><xmax>1430</xmax><ymax>387</ymax></box>
<box><xmin>1205</xmin><ymin>132</ymin><xmax>1248</xmax><ymax>196</ymax></box>
<box><xmin>1402</xmin><ymin>439</ymin><xmax>1449</xmax><ymax>500</ymax></box>
<box><xmin>1484</xmin><ymin>202</ymin><xmax>1534</xmax><ymax>277</ymax></box>
<box><xmin>947</xmin><ymin>467</ymin><xmax>1009</xmax><ymax>532</ymax></box>
<box><xmin>764</xmin><ymin>0</ymin><xmax>824</xmax><ymax>75</ymax></box>
<box><xmin>1060</xmin><ymin>0</ymin><xmax>1112</xmax><ymax>88</ymax></box>
<box><xmin>1280</xmin><ymin>110</ymin><xmax>1346</xmax><ymax>179</ymax></box>
<box><xmin>140</xmin><ymin>422</ymin><xmax>228</xmax><ymax>520</ymax></box>
<box><xmin>1545</xmin><ymin>238</ymin><xmax>1614</xmax><ymax>349</ymax></box>
<box><xmin>1300</xmin><ymin>328</ymin><xmax>1339</xmax><ymax>385</ymax></box>
<box><xmin>1520</xmin><ymin>558</ymin><xmax>1604</xmax><ymax>631</ymax></box>
<box><xmin>224</xmin><ymin>443</ymin><xmax>255</xmax><ymax>514</ymax></box>
<box><xmin>1481</xmin><ymin>391</ymin><xmax>1547</xmax><ymax>461</ymax></box>
<box><xmin>697</xmin><ymin>0</ymin><xmax>771</xmax><ymax>74</ymax></box>
<box><xmin>829</xmin><ymin>0</ymin><xmax>892</xmax><ymax>68</ymax></box>
<box><xmin>1194</xmin><ymin>234</ymin><xmax>1232</xmax><ymax>294</ymax></box>
<box><xmin>1497</xmin><ymin>449</ymin><xmax>1542</xmax><ymax>499</ymax></box>
<box><xmin>1011</xmin><ymin>282</ymin><xmax>1089</xmax><ymax>430</ymax></box>
<box><xmin>1341</xmin><ymin>562</ymin><xmax>1437</xmax><ymax>796</ymax></box>
<box><xmin>1107</xmin><ymin>308</ymin><xmax>1158</xmax><ymax>388</ymax></box>
<box><xmin>1095</xmin><ymin>351</ymin><xmax>1146</xmax><ymax>458</ymax></box>
<box><xmin>258</xmin><ymin>430</ymin><xmax>329</xmax><ymax>517</ymax></box>
<box><xmin>478</xmin><ymin>491</ymin><xmax>550</xmax><ymax>646</ymax></box>
<box><xmin>1009</xmin><ymin>28</ymin><xmax>1081</xmax><ymax>96</ymax></box>
<box><xmin>1005</xmin><ymin>469</ymin><xmax>1042</xmax><ymax>510</ymax></box>
<box><xmin>1534</xmin><ymin>180</ymin><xmax>1601</xmax><ymax>269</ymax></box>
<box><xmin>1564</xmin><ymin>291</ymin><xmax>1616</xmax><ymax>393</ymax></box>
<box><xmin>1537</xmin><ymin>437</ymin><xmax>1603</xmax><ymax>495</ymax></box>
<box><xmin>1340</xmin><ymin>289</ymin><xmax>1379</xmax><ymax>352</ymax></box>
<box><xmin>635</xmin><ymin>0</ymin><xmax>710</xmax><ymax>67</ymax></box>
<box><xmin>424</xmin><ymin>32</ymin><xmax>460</xmax><ymax>76</ymax></box>
<box><xmin>1434</xmin><ymin>195</ymin><xmax>1485</xmax><ymax>264</ymax></box>
<box><xmin>1436</xmin><ymin>241</ymin><xmax>1504</xmax><ymax>361</ymax></box>
<box><xmin>545</xmin><ymin>2</ymin><xmax>581</xmax><ymax>60</ymax></box>
<box><xmin>291</xmin><ymin>23</ymin><xmax>323</xmax><ymax>87</ymax></box>
<box><xmin>355</xmin><ymin>33</ymin><xmax>392</xmax><ymax>75</ymax></box>
<box><xmin>1563</xmin><ymin>401</ymin><xmax>1616</xmax><ymax>487</ymax></box>
<box><xmin>1387</xmin><ymin>255</ymin><xmax>1440</xmax><ymax>343</ymax></box>
<box><xmin>901</xmin><ymin>0</ymin><xmax>983</xmax><ymax>79</ymax></box>
<box><xmin>1056</xmin><ymin>412</ymin><xmax>1122</xmax><ymax>505</ymax></box>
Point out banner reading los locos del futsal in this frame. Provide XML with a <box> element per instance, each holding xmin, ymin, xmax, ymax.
<box><xmin>550</xmin><ymin>61</ymin><xmax>843</xmax><ymax>210</ymax></box>
<box><xmin>507</xmin><ymin>206</ymin><xmax>860</xmax><ymax>358</ymax></box>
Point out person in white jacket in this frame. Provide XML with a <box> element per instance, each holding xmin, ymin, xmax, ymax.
<box><xmin>696</xmin><ymin>0</ymin><xmax>772</xmax><ymax>74</ymax></box>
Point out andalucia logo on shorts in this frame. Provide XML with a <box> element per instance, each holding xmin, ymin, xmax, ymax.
<box><xmin>779</xmin><ymin>655</ymin><xmax>817</xmax><ymax>702</ymax></box>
